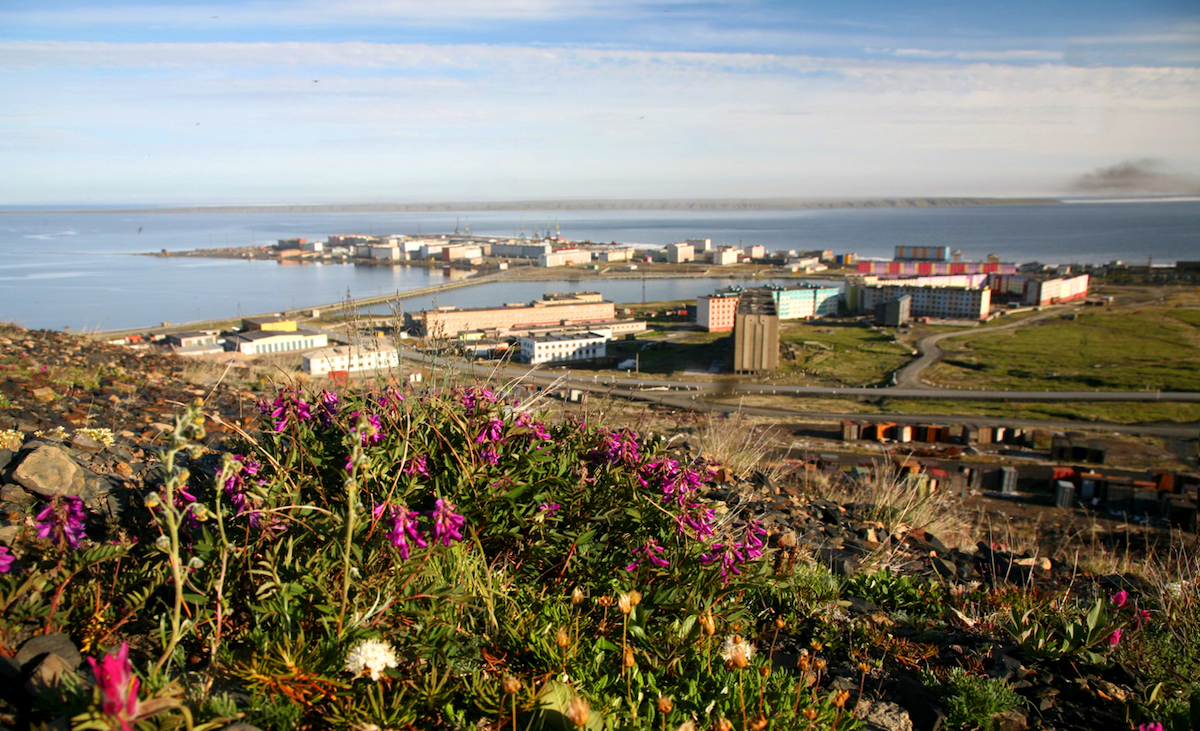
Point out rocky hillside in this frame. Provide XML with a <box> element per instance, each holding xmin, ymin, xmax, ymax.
<box><xmin>1</xmin><ymin>323</ymin><xmax>1197</xmax><ymax>731</ymax></box>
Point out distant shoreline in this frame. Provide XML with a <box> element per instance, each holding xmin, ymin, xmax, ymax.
<box><xmin>0</xmin><ymin>196</ymin><xmax>1062</xmax><ymax>215</ymax></box>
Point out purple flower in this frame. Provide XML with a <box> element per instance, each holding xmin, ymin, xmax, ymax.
<box><xmin>700</xmin><ymin>541</ymin><xmax>747</xmax><ymax>580</ymax></box>
<box><xmin>376</xmin><ymin>386</ymin><xmax>404</xmax><ymax>412</ymax></box>
<box><xmin>401</xmin><ymin>454</ymin><xmax>430</xmax><ymax>477</ymax></box>
<box><xmin>624</xmin><ymin>539</ymin><xmax>670</xmax><ymax>571</ymax></box>
<box><xmin>317</xmin><ymin>389</ymin><xmax>339</xmax><ymax>427</ymax></box>
<box><xmin>588</xmin><ymin>429</ymin><xmax>641</xmax><ymax>467</ymax></box>
<box><xmin>0</xmin><ymin>546</ymin><xmax>14</xmax><ymax>574</ymax></box>
<box><xmin>475</xmin><ymin>419</ymin><xmax>504</xmax><ymax>444</ymax></box>
<box><xmin>1107</xmin><ymin>628</ymin><xmax>1122</xmax><ymax>647</ymax></box>
<box><xmin>268</xmin><ymin>390</ymin><xmax>313</xmax><ymax>432</ymax></box>
<box><xmin>1111</xmin><ymin>589</ymin><xmax>1128</xmax><ymax>608</ymax></box>
<box><xmin>675</xmin><ymin>500</ymin><xmax>716</xmax><ymax>538</ymax></box>
<box><xmin>384</xmin><ymin>503</ymin><xmax>428</xmax><ymax>560</ymax></box>
<box><xmin>35</xmin><ymin>496</ymin><xmax>87</xmax><ymax>549</ymax></box>
<box><xmin>741</xmin><ymin>519</ymin><xmax>768</xmax><ymax>560</ymax></box>
<box><xmin>1138</xmin><ymin>723</ymin><xmax>1165</xmax><ymax>731</ymax></box>
<box><xmin>349</xmin><ymin>411</ymin><xmax>384</xmax><ymax>445</ymax></box>
<box><xmin>480</xmin><ymin>448</ymin><xmax>500</xmax><ymax>466</ymax></box>
<box><xmin>429</xmin><ymin>498</ymin><xmax>466</xmax><ymax>546</ymax></box>
<box><xmin>538</xmin><ymin>502</ymin><xmax>562</xmax><ymax>516</ymax></box>
<box><xmin>88</xmin><ymin>641</ymin><xmax>140</xmax><ymax>730</ymax></box>
<box><xmin>1134</xmin><ymin>608</ymin><xmax>1151</xmax><ymax>627</ymax></box>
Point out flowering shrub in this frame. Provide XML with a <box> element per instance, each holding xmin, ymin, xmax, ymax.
<box><xmin>0</xmin><ymin>382</ymin><xmax>856</xmax><ymax>731</ymax></box>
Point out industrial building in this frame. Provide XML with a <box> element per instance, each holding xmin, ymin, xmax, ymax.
<box><xmin>406</xmin><ymin>293</ymin><xmax>616</xmax><ymax>338</ymax></box>
<box><xmin>666</xmin><ymin>242</ymin><xmax>695</xmax><ymax>263</ymax></box>
<box><xmin>225</xmin><ymin>328</ymin><xmax>329</xmax><ymax>355</ymax></box>
<box><xmin>732</xmin><ymin>289</ymin><xmax>779</xmax><ymax>373</ymax></box>
<box><xmin>539</xmin><ymin>249</ymin><xmax>593</xmax><ymax>267</ymax></box>
<box><xmin>875</xmin><ymin>294</ymin><xmax>912</xmax><ymax>327</ymax></box>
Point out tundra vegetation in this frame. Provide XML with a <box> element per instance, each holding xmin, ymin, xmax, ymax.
<box><xmin>1</xmin><ymin>366</ymin><xmax>1198</xmax><ymax>729</ymax></box>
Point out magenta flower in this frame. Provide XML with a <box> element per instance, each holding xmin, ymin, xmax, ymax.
<box><xmin>88</xmin><ymin>642</ymin><xmax>140</xmax><ymax>731</ymax></box>
<box><xmin>384</xmin><ymin>503</ymin><xmax>428</xmax><ymax>560</ymax></box>
<box><xmin>742</xmin><ymin>519</ymin><xmax>768</xmax><ymax>560</ymax></box>
<box><xmin>624</xmin><ymin>539</ymin><xmax>670</xmax><ymax>571</ymax></box>
<box><xmin>35</xmin><ymin>496</ymin><xmax>87</xmax><ymax>548</ymax></box>
<box><xmin>268</xmin><ymin>390</ymin><xmax>312</xmax><ymax>432</ymax></box>
<box><xmin>1111</xmin><ymin>589</ymin><xmax>1128</xmax><ymax>608</ymax></box>
<box><xmin>700</xmin><ymin>541</ymin><xmax>747</xmax><ymax>580</ymax></box>
<box><xmin>401</xmin><ymin>454</ymin><xmax>430</xmax><ymax>478</ymax></box>
<box><xmin>429</xmin><ymin>498</ymin><xmax>466</xmax><ymax>546</ymax></box>
<box><xmin>538</xmin><ymin>502</ymin><xmax>562</xmax><ymax>516</ymax></box>
<box><xmin>475</xmin><ymin>419</ymin><xmax>504</xmax><ymax>444</ymax></box>
<box><xmin>1134</xmin><ymin>608</ymin><xmax>1151</xmax><ymax>627</ymax></box>
<box><xmin>1107</xmin><ymin>628</ymin><xmax>1122</xmax><ymax>646</ymax></box>
<box><xmin>0</xmin><ymin>546</ymin><xmax>14</xmax><ymax>573</ymax></box>
<box><xmin>480</xmin><ymin>448</ymin><xmax>501</xmax><ymax>465</ymax></box>
<box><xmin>1138</xmin><ymin>723</ymin><xmax>1164</xmax><ymax>731</ymax></box>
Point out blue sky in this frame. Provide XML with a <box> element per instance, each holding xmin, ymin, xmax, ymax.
<box><xmin>2</xmin><ymin>0</ymin><xmax>1198</xmax><ymax>204</ymax></box>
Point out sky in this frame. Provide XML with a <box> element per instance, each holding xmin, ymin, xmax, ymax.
<box><xmin>1</xmin><ymin>0</ymin><xmax>1199</xmax><ymax>205</ymax></box>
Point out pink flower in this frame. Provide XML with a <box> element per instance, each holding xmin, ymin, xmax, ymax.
<box><xmin>624</xmin><ymin>539</ymin><xmax>670</xmax><ymax>571</ymax></box>
<box><xmin>1111</xmin><ymin>589</ymin><xmax>1128</xmax><ymax>608</ymax></box>
<box><xmin>1107</xmin><ymin>628</ymin><xmax>1122</xmax><ymax>646</ymax></box>
<box><xmin>1138</xmin><ymin>723</ymin><xmax>1164</xmax><ymax>731</ymax></box>
<box><xmin>430</xmin><ymin>498</ymin><xmax>466</xmax><ymax>546</ymax></box>
<box><xmin>88</xmin><ymin>642</ymin><xmax>140</xmax><ymax>731</ymax></box>
<box><xmin>384</xmin><ymin>503</ymin><xmax>428</xmax><ymax>560</ymax></box>
<box><xmin>0</xmin><ymin>546</ymin><xmax>14</xmax><ymax>573</ymax></box>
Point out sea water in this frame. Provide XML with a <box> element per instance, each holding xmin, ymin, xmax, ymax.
<box><xmin>0</xmin><ymin>200</ymin><xmax>1196</xmax><ymax>331</ymax></box>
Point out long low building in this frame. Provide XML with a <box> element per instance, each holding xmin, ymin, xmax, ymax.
<box><xmin>518</xmin><ymin>332</ymin><xmax>607</xmax><ymax>365</ymax></box>
<box><xmin>406</xmin><ymin>294</ymin><xmax>616</xmax><ymax>338</ymax></box>
<box><xmin>852</xmin><ymin>283</ymin><xmax>991</xmax><ymax>321</ymax></box>
<box><xmin>303</xmin><ymin>342</ymin><xmax>400</xmax><ymax>377</ymax></box>
<box><xmin>225</xmin><ymin>328</ymin><xmax>329</xmax><ymax>355</ymax></box>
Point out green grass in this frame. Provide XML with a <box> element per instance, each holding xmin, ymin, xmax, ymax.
<box><xmin>930</xmin><ymin>306</ymin><xmax>1200</xmax><ymax>392</ymax></box>
<box><xmin>778</xmin><ymin>321</ymin><xmax>913</xmax><ymax>387</ymax></box>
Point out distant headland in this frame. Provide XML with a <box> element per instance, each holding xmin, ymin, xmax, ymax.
<box><xmin>2</xmin><ymin>196</ymin><xmax>1062</xmax><ymax>215</ymax></box>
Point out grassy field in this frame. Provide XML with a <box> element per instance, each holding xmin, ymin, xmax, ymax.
<box><xmin>777</xmin><ymin>320</ymin><xmax>913</xmax><ymax>387</ymax></box>
<box><xmin>927</xmin><ymin>291</ymin><xmax>1200</xmax><ymax>392</ymax></box>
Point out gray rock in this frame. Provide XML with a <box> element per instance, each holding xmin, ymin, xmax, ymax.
<box><xmin>1</xmin><ymin>484</ymin><xmax>36</xmax><ymax>505</ymax></box>
<box><xmin>856</xmin><ymin>700</ymin><xmax>914</xmax><ymax>731</ymax></box>
<box><xmin>12</xmin><ymin>445</ymin><xmax>85</xmax><ymax>498</ymax></box>
<box><xmin>17</xmin><ymin>632</ymin><xmax>82</xmax><ymax>671</ymax></box>
<box><xmin>993</xmin><ymin>708</ymin><xmax>1028</xmax><ymax>731</ymax></box>
<box><xmin>70</xmin><ymin>433</ymin><xmax>103</xmax><ymax>452</ymax></box>
<box><xmin>24</xmin><ymin>652</ymin><xmax>82</xmax><ymax>701</ymax></box>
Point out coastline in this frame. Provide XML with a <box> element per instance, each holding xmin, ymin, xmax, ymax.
<box><xmin>0</xmin><ymin>196</ymin><xmax>1061</xmax><ymax>215</ymax></box>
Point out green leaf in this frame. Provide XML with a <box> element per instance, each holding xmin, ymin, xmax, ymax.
<box><xmin>1086</xmin><ymin>599</ymin><xmax>1105</xmax><ymax>633</ymax></box>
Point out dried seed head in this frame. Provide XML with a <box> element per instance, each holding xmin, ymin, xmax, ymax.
<box><xmin>758</xmin><ymin>666</ymin><xmax>770</xmax><ymax>678</ymax></box>
<box><xmin>656</xmin><ymin>695</ymin><xmax>674</xmax><ymax>714</ymax></box>
<box><xmin>500</xmin><ymin>676</ymin><xmax>522</xmax><ymax>694</ymax></box>
<box><xmin>833</xmin><ymin>690</ymin><xmax>850</xmax><ymax>708</ymax></box>
<box><xmin>623</xmin><ymin>645</ymin><xmax>636</xmax><ymax>669</ymax></box>
<box><xmin>809</xmin><ymin>640</ymin><xmax>823</xmax><ymax>652</ymax></box>
<box><xmin>628</xmin><ymin>589</ymin><xmax>642</xmax><ymax>607</ymax></box>
<box><xmin>571</xmin><ymin>586</ymin><xmax>585</xmax><ymax>606</ymax></box>
<box><xmin>774</xmin><ymin>616</ymin><xmax>786</xmax><ymax>630</ymax></box>
<box><xmin>813</xmin><ymin>658</ymin><xmax>827</xmax><ymax>671</ymax></box>
<box><xmin>777</xmin><ymin>531</ymin><xmax>797</xmax><ymax>548</ymax></box>
<box><xmin>674</xmin><ymin>721</ymin><xmax>696</xmax><ymax>731</ymax></box>
<box><xmin>802</xmin><ymin>707</ymin><xmax>818</xmax><ymax>720</ymax></box>
<box><xmin>556</xmin><ymin>627</ymin><xmax>571</xmax><ymax>648</ymax></box>
<box><xmin>749</xmin><ymin>714</ymin><xmax>768</xmax><ymax>731</ymax></box>
<box><xmin>858</xmin><ymin>662</ymin><xmax>872</xmax><ymax>675</ymax></box>
<box><xmin>598</xmin><ymin>595</ymin><xmax>613</xmax><ymax>607</ymax></box>
<box><xmin>618</xmin><ymin>593</ymin><xmax>632</xmax><ymax>615</ymax></box>
<box><xmin>714</xmin><ymin>718</ymin><xmax>733</xmax><ymax>731</ymax></box>
<box><xmin>566</xmin><ymin>696</ymin><xmax>591</xmax><ymax>727</ymax></box>
<box><xmin>797</xmin><ymin>655</ymin><xmax>811</xmax><ymax>671</ymax></box>
<box><xmin>699</xmin><ymin>612</ymin><xmax>716</xmax><ymax>636</ymax></box>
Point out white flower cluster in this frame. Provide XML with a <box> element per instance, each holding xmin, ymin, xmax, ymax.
<box><xmin>77</xmin><ymin>427</ymin><xmax>116</xmax><ymax>446</ymax></box>
<box><xmin>0</xmin><ymin>429</ymin><xmax>24</xmax><ymax>451</ymax></box>
<box><xmin>33</xmin><ymin>426</ymin><xmax>67</xmax><ymax>440</ymax></box>
<box><xmin>344</xmin><ymin>638</ymin><xmax>399</xmax><ymax>681</ymax></box>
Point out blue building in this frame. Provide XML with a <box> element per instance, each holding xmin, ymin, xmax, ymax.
<box><xmin>766</xmin><ymin>284</ymin><xmax>840</xmax><ymax>320</ymax></box>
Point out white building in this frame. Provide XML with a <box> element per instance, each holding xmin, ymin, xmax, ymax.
<box><xmin>667</xmin><ymin>242</ymin><xmax>695</xmax><ymax>263</ymax></box>
<box><xmin>518</xmin><ymin>332</ymin><xmax>607</xmax><ymax>364</ymax></box>
<box><xmin>225</xmin><ymin>329</ymin><xmax>329</xmax><ymax>355</ymax></box>
<box><xmin>539</xmin><ymin>249</ymin><xmax>593</xmax><ymax>267</ymax></box>
<box><xmin>710</xmin><ymin>248</ymin><xmax>739</xmax><ymax>266</ymax></box>
<box><xmin>302</xmin><ymin>342</ymin><xmax>400</xmax><ymax>377</ymax></box>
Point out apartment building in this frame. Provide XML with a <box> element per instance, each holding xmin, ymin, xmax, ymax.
<box><xmin>517</xmin><ymin>332</ymin><xmax>607</xmax><ymax>365</ymax></box>
<box><xmin>696</xmin><ymin>291</ymin><xmax>741</xmax><ymax>332</ymax></box>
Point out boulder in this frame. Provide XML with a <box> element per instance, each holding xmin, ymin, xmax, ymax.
<box><xmin>11</xmin><ymin>445</ymin><xmax>85</xmax><ymax>498</ymax></box>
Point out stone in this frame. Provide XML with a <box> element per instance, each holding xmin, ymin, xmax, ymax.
<box><xmin>11</xmin><ymin>444</ymin><xmax>85</xmax><ymax>498</ymax></box>
<box><xmin>992</xmin><ymin>708</ymin><xmax>1028</xmax><ymax>731</ymax></box>
<box><xmin>24</xmin><ymin>652</ymin><xmax>81</xmax><ymax>700</ymax></box>
<box><xmin>70</xmin><ymin>433</ymin><xmax>103</xmax><ymax>452</ymax></box>
<box><xmin>1</xmin><ymin>484</ymin><xmax>36</xmax><ymax>505</ymax></box>
<box><xmin>856</xmin><ymin>700</ymin><xmax>914</xmax><ymax>731</ymax></box>
<box><xmin>30</xmin><ymin>386</ymin><xmax>56</xmax><ymax>402</ymax></box>
<box><xmin>17</xmin><ymin>632</ymin><xmax>82</xmax><ymax>671</ymax></box>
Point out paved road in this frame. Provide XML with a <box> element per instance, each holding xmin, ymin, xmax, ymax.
<box><xmin>893</xmin><ymin>307</ymin><xmax>1073</xmax><ymax>389</ymax></box>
